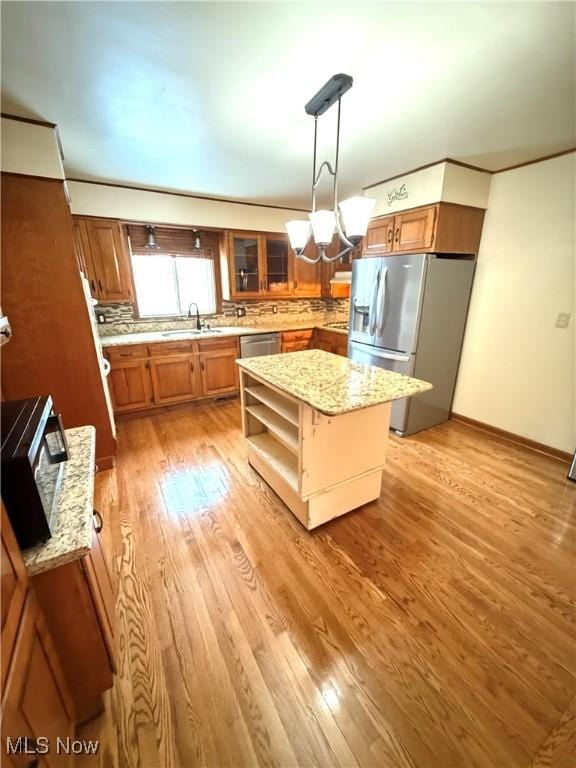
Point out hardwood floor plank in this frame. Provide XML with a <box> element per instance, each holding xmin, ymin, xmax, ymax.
<box><xmin>531</xmin><ymin>697</ymin><xmax>576</xmax><ymax>767</ymax></box>
<box><xmin>78</xmin><ymin>401</ymin><xmax>576</xmax><ymax>768</ymax></box>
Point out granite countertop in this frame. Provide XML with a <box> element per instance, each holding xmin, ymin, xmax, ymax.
<box><xmin>237</xmin><ymin>349</ymin><xmax>432</xmax><ymax>416</ymax></box>
<box><xmin>23</xmin><ymin>426</ymin><xmax>96</xmax><ymax>577</ymax></box>
<box><xmin>100</xmin><ymin>320</ymin><xmax>348</xmax><ymax>348</ymax></box>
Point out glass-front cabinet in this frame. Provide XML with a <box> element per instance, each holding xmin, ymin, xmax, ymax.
<box><xmin>263</xmin><ymin>236</ymin><xmax>291</xmax><ymax>296</ymax></box>
<box><xmin>228</xmin><ymin>233</ymin><xmax>263</xmax><ymax>297</ymax></box>
<box><xmin>226</xmin><ymin>231</ymin><xmax>301</xmax><ymax>299</ymax></box>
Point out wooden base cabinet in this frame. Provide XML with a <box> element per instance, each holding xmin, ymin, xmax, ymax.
<box><xmin>31</xmin><ymin>521</ymin><xmax>116</xmax><ymax>725</ymax></box>
<box><xmin>2</xmin><ymin>506</ymin><xmax>75</xmax><ymax>768</ymax></box>
<box><xmin>2</xmin><ymin>593</ymin><xmax>75</xmax><ymax>768</ymax></box>
<box><xmin>108</xmin><ymin>359</ymin><xmax>153</xmax><ymax>412</ymax></box>
<box><xmin>200</xmin><ymin>351</ymin><xmax>239</xmax><ymax>396</ymax></box>
<box><xmin>105</xmin><ymin>337</ymin><xmax>240</xmax><ymax>414</ymax></box>
<box><xmin>313</xmin><ymin>329</ymin><xmax>348</xmax><ymax>357</ymax></box>
<box><xmin>281</xmin><ymin>329</ymin><xmax>313</xmax><ymax>353</ymax></box>
<box><xmin>150</xmin><ymin>355</ymin><xmax>201</xmax><ymax>405</ymax></box>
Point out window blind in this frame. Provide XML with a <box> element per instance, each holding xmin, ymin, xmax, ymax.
<box><xmin>127</xmin><ymin>225</ymin><xmax>219</xmax><ymax>257</ymax></box>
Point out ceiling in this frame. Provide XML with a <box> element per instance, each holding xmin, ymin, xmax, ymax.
<box><xmin>2</xmin><ymin>2</ymin><xmax>574</xmax><ymax>208</ymax></box>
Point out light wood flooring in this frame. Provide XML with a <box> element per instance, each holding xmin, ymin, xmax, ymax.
<box><xmin>79</xmin><ymin>399</ymin><xmax>575</xmax><ymax>768</ymax></box>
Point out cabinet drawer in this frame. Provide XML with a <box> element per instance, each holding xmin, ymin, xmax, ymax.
<box><xmin>147</xmin><ymin>341</ymin><xmax>195</xmax><ymax>356</ymax></box>
<box><xmin>281</xmin><ymin>329</ymin><xmax>313</xmax><ymax>343</ymax></box>
<box><xmin>197</xmin><ymin>337</ymin><xmax>239</xmax><ymax>353</ymax></box>
<box><xmin>282</xmin><ymin>340</ymin><xmax>311</xmax><ymax>353</ymax></box>
<box><xmin>106</xmin><ymin>344</ymin><xmax>147</xmax><ymax>361</ymax></box>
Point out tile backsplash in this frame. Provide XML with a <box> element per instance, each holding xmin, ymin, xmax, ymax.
<box><xmin>96</xmin><ymin>298</ymin><xmax>350</xmax><ymax>336</ymax></box>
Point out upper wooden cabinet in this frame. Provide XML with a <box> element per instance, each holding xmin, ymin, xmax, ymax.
<box><xmin>293</xmin><ymin>244</ymin><xmax>321</xmax><ymax>297</ymax></box>
<box><xmin>264</xmin><ymin>236</ymin><xmax>291</xmax><ymax>296</ymax></box>
<box><xmin>73</xmin><ymin>217</ymin><xmax>133</xmax><ymax>302</ymax></box>
<box><xmin>394</xmin><ymin>206</ymin><xmax>436</xmax><ymax>251</ymax></box>
<box><xmin>228</xmin><ymin>232</ymin><xmax>263</xmax><ymax>297</ymax></box>
<box><xmin>224</xmin><ymin>231</ymin><xmax>322</xmax><ymax>299</ymax></box>
<box><xmin>364</xmin><ymin>217</ymin><xmax>396</xmax><ymax>255</ymax></box>
<box><xmin>362</xmin><ymin>203</ymin><xmax>485</xmax><ymax>257</ymax></box>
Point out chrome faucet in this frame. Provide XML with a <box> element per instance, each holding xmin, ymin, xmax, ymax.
<box><xmin>187</xmin><ymin>302</ymin><xmax>202</xmax><ymax>331</ymax></box>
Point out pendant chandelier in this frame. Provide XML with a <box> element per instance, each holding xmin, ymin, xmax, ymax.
<box><xmin>285</xmin><ymin>74</ymin><xmax>376</xmax><ymax>264</ymax></box>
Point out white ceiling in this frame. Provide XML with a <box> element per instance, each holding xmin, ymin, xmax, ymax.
<box><xmin>2</xmin><ymin>2</ymin><xmax>574</xmax><ymax>208</ymax></box>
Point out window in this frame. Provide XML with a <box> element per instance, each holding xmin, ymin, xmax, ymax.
<box><xmin>132</xmin><ymin>254</ymin><xmax>217</xmax><ymax>317</ymax></box>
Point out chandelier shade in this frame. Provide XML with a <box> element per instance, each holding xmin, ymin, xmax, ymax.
<box><xmin>285</xmin><ymin>220</ymin><xmax>311</xmax><ymax>252</ymax></box>
<box><xmin>309</xmin><ymin>210</ymin><xmax>336</xmax><ymax>246</ymax></box>
<box><xmin>338</xmin><ymin>196</ymin><xmax>376</xmax><ymax>239</ymax></box>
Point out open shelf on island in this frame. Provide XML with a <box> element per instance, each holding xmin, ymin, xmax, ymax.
<box><xmin>239</xmin><ymin>366</ymin><xmax>393</xmax><ymax>530</ymax></box>
<box><xmin>245</xmin><ymin>404</ymin><xmax>299</xmax><ymax>454</ymax></box>
<box><xmin>247</xmin><ymin>433</ymin><xmax>298</xmax><ymax>491</ymax></box>
<box><xmin>244</xmin><ymin>385</ymin><xmax>299</xmax><ymax>426</ymax></box>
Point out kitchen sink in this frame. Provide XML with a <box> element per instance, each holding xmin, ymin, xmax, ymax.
<box><xmin>161</xmin><ymin>328</ymin><xmax>223</xmax><ymax>337</ymax></box>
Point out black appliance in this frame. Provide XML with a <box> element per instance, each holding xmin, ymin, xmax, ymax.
<box><xmin>1</xmin><ymin>396</ymin><xmax>69</xmax><ymax>549</ymax></box>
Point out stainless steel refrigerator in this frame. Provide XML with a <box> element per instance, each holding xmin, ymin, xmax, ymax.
<box><xmin>348</xmin><ymin>253</ymin><xmax>475</xmax><ymax>436</ymax></box>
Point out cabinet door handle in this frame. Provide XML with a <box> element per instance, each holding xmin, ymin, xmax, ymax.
<box><xmin>387</xmin><ymin>228</ymin><xmax>393</xmax><ymax>243</ymax></box>
<box><xmin>93</xmin><ymin>509</ymin><xmax>103</xmax><ymax>533</ymax></box>
<box><xmin>190</xmin><ymin>362</ymin><xmax>194</xmax><ymax>372</ymax></box>
<box><xmin>394</xmin><ymin>228</ymin><xmax>400</xmax><ymax>243</ymax></box>
<box><xmin>90</xmin><ymin>279</ymin><xmax>96</xmax><ymax>293</ymax></box>
<box><xmin>98</xmin><ymin>278</ymin><xmax>103</xmax><ymax>292</ymax></box>
<box><xmin>294</xmin><ymin>280</ymin><xmax>298</xmax><ymax>289</ymax></box>
<box><xmin>201</xmin><ymin>361</ymin><xmax>205</xmax><ymax>371</ymax></box>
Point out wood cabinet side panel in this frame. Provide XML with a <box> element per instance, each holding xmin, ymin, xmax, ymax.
<box><xmin>1</xmin><ymin>176</ymin><xmax>116</xmax><ymax>461</ymax></box>
<box><xmin>84</xmin><ymin>533</ymin><xmax>116</xmax><ymax>674</ymax></box>
<box><xmin>434</xmin><ymin>203</ymin><xmax>485</xmax><ymax>253</ymax></box>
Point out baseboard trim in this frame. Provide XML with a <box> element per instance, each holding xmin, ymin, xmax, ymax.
<box><xmin>450</xmin><ymin>413</ymin><xmax>572</xmax><ymax>463</ymax></box>
<box><xmin>114</xmin><ymin>393</ymin><xmax>240</xmax><ymax>421</ymax></box>
<box><xmin>96</xmin><ymin>456</ymin><xmax>115</xmax><ymax>471</ymax></box>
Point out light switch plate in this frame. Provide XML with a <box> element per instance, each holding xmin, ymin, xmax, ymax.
<box><xmin>555</xmin><ymin>312</ymin><xmax>571</xmax><ymax>329</ymax></box>
<box><xmin>272</xmin><ymin>304</ymin><xmax>278</xmax><ymax>314</ymax></box>
<box><xmin>236</xmin><ymin>306</ymin><xmax>246</xmax><ymax>318</ymax></box>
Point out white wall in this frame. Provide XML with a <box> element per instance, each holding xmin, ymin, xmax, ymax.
<box><xmin>1</xmin><ymin>117</ymin><xmax>65</xmax><ymax>179</ymax></box>
<box><xmin>366</xmin><ymin>161</ymin><xmax>491</xmax><ymax>216</ymax></box>
<box><xmin>68</xmin><ymin>180</ymin><xmax>305</xmax><ymax>233</ymax></box>
<box><xmin>453</xmin><ymin>153</ymin><xmax>575</xmax><ymax>453</ymax></box>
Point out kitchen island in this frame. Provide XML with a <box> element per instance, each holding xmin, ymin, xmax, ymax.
<box><xmin>237</xmin><ymin>349</ymin><xmax>432</xmax><ymax>530</ymax></box>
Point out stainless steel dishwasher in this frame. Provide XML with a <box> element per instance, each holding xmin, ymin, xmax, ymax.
<box><xmin>240</xmin><ymin>333</ymin><xmax>281</xmax><ymax>358</ymax></box>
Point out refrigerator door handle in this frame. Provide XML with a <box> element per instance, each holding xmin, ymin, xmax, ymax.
<box><xmin>349</xmin><ymin>341</ymin><xmax>411</xmax><ymax>363</ymax></box>
<box><xmin>375</xmin><ymin>267</ymin><xmax>388</xmax><ymax>336</ymax></box>
<box><xmin>368</xmin><ymin>270</ymin><xmax>381</xmax><ymax>335</ymax></box>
